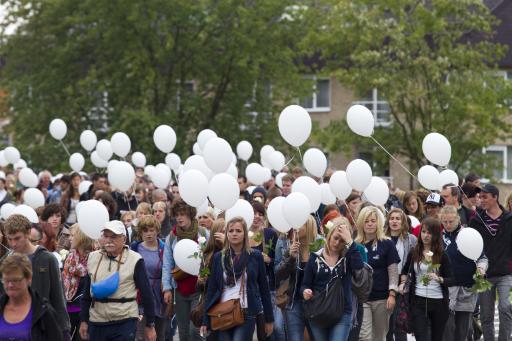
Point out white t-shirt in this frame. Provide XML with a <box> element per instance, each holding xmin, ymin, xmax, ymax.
<box><xmin>221</xmin><ymin>272</ymin><xmax>248</xmax><ymax>308</ymax></box>
<box><xmin>415</xmin><ymin>262</ymin><xmax>443</xmax><ymax>299</ymax></box>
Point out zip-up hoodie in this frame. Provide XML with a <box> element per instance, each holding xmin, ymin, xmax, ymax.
<box><xmin>300</xmin><ymin>243</ymin><xmax>363</xmax><ymax>314</ymax></box>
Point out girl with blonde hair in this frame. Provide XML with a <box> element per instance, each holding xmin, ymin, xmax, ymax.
<box><xmin>355</xmin><ymin>206</ymin><xmax>400</xmax><ymax>341</ymax></box>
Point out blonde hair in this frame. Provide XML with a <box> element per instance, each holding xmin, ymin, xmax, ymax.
<box><xmin>0</xmin><ymin>253</ymin><xmax>32</xmax><ymax>279</ymax></box>
<box><xmin>136</xmin><ymin>202</ymin><xmax>152</xmax><ymax>217</ymax></box>
<box><xmin>121</xmin><ymin>211</ymin><xmax>134</xmax><ymax>222</ymax></box>
<box><xmin>439</xmin><ymin>205</ymin><xmax>460</xmax><ymax>225</ymax></box>
<box><xmin>69</xmin><ymin>224</ymin><xmax>96</xmax><ymax>253</ymax></box>
<box><xmin>302</xmin><ymin>216</ymin><xmax>318</xmax><ymax>245</ymax></box>
<box><xmin>223</xmin><ymin>217</ymin><xmax>252</xmax><ymax>254</ymax></box>
<box><xmin>355</xmin><ymin>206</ymin><xmax>388</xmax><ymax>246</ymax></box>
<box><xmin>324</xmin><ymin>218</ymin><xmax>350</xmax><ymax>256</ymax></box>
<box><xmin>152</xmin><ymin>201</ymin><xmax>167</xmax><ymax>212</ymax></box>
<box><xmin>137</xmin><ymin>215</ymin><xmax>161</xmax><ymax>233</ymax></box>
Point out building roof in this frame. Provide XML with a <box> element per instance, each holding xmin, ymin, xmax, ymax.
<box><xmin>488</xmin><ymin>0</ymin><xmax>512</xmax><ymax>68</ymax></box>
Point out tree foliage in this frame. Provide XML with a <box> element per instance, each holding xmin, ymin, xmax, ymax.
<box><xmin>310</xmin><ymin>0</ymin><xmax>511</xmax><ymax>178</ymax></box>
<box><xmin>0</xmin><ymin>0</ymin><xmax>312</xmax><ymax>171</ymax></box>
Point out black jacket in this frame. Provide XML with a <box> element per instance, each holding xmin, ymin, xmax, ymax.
<box><xmin>0</xmin><ymin>289</ymin><xmax>64</xmax><ymax>341</ymax></box>
<box><xmin>401</xmin><ymin>252</ymin><xmax>455</xmax><ymax>305</ymax></box>
<box><xmin>469</xmin><ymin>207</ymin><xmax>512</xmax><ymax>277</ymax></box>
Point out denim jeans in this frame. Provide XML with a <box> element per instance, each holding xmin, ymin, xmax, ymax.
<box><xmin>89</xmin><ymin>318</ymin><xmax>137</xmax><ymax>341</ymax></box>
<box><xmin>309</xmin><ymin>312</ymin><xmax>352</xmax><ymax>341</ymax></box>
<box><xmin>175</xmin><ymin>291</ymin><xmax>202</xmax><ymax>341</ymax></box>
<box><xmin>480</xmin><ymin>275</ymin><xmax>512</xmax><ymax>341</ymax></box>
<box><xmin>284</xmin><ymin>300</ymin><xmax>307</xmax><ymax>341</ymax></box>
<box><xmin>218</xmin><ymin>314</ymin><xmax>256</xmax><ymax>341</ymax></box>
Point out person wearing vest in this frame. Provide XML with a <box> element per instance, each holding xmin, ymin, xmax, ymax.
<box><xmin>162</xmin><ymin>199</ymin><xmax>208</xmax><ymax>341</ymax></box>
<box><xmin>79</xmin><ymin>220</ymin><xmax>156</xmax><ymax>341</ymax></box>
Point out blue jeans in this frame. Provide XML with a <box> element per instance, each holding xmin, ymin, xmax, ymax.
<box><xmin>309</xmin><ymin>312</ymin><xmax>352</xmax><ymax>341</ymax></box>
<box><xmin>271</xmin><ymin>292</ymin><xmax>285</xmax><ymax>341</ymax></box>
<box><xmin>284</xmin><ymin>300</ymin><xmax>306</xmax><ymax>341</ymax></box>
<box><xmin>89</xmin><ymin>318</ymin><xmax>137</xmax><ymax>341</ymax></box>
<box><xmin>218</xmin><ymin>314</ymin><xmax>256</xmax><ymax>341</ymax></box>
<box><xmin>480</xmin><ymin>275</ymin><xmax>512</xmax><ymax>341</ymax></box>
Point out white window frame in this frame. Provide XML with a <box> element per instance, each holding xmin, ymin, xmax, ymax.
<box><xmin>352</xmin><ymin>88</ymin><xmax>391</xmax><ymax>127</ymax></box>
<box><xmin>482</xmin><ymin>145</ymin><xmax>512</xmax><ymax>183</ymax></box>
<box><xmin>300</xmin><ymin>76</ymin><xmax>331</xmax><ymax>112</ymax></box>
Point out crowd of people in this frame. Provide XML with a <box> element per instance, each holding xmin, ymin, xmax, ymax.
<box><xmin>0</xmin><ymin>166</ymin><xmax>509</xmax><ymax>341</ymax></box>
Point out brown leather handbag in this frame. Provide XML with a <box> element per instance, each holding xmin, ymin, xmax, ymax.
<box><xmin>207</xmin><ymin>272</ymin><xmax>246</xmax><ymax>331</ymax></box>
<box><xmin>275</xmin><ymin>278</ymin><xmax>290</xmax><ymax>309</ymax></box>
<box><xmin>190</xmin><ymin>295</ymin><xmax>205</xmax><ymax>327</ymax></box>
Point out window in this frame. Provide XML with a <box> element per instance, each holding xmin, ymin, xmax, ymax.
<box><xmin>299</xmin><ymin>77</ymin><xmax>330</xmax><ymax>111</ymax></box>
<box><xmin>482</xmin><ymin>145</ymin><xmax>512</xmax><ymax>182</ymax></box>
<box><xmin>352</xmin><ymin>88</ymin><xmax>391</xmax><ymax>125</ymax></box>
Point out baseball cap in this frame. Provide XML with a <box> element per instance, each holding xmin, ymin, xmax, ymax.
<box><xmin>481</xmin><ymin>183</ymin><xmax>499</xmax><ymax>196</ymax></box>
<box><xmin>102</xmin><ymin>220</ymin><xmax>126</xmax><ymax>236</ymax></box>
<box><xmin>425</xmin><ymin>193</ymin><xmax>442</xmax><ymax>206</ymax></box>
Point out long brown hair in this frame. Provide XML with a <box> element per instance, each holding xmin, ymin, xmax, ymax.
<box><xmin>385</xmin><ymin>208</ymin><xmax>409</xmax><ymax>239</ymax></box>
<box><xmin>403</xmin><ymin>191</ymin><xmax>424</xmax><ymax>219</ymax></box>
<box><xmin>203</xmin><ymin>218</ymin><xmax>225</xmax><ymax>267</ymax></box>
<box><xmin>412</xmin><ymin>218</ymin><xmax>444</xmax><ymax>266</ymax></box>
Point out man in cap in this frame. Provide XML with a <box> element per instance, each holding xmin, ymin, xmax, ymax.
<box><xmin>469</xmin><ymin>183</ymin><xmax>512</xmax><ymax>341</ymax></box>
<box><xmin>79</xmin><ymin>221</ymin><xmax>156</xmax><ymax>341</ymax></box>
<box><xmin>424</xmin><ymin>192</ymin><xmax>443</xmax><ymax>219</ymax></box>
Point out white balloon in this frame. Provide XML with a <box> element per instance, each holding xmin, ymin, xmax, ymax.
<box><xmin>107</xmin><ymin>160</ymin><xmax>120</xmax><ymax>174</ymax></box>
<box><xmin>267</xmin><ymin>198</ymin><xmax>292</xmax><ymax>233</ymax></box>
<box><xmin>278</xmin><ymin>105</ymin><xmax>312</xmax><ymax>147</ymax></box>
<box><xmin>346</xmin><ymin>159</ymin><xmax>373</xmax><ymax>191</ymax></box>
<box><xmin>174</xmin><ymin>239</ymin><xmax>201</xmax><ymax>276</ymax></box>
<box><xmin>303</xmin><ymin>148</ymin><xmax>327</xmax><ymax>177</ymax></box>
<box><xmin>320</xmin><ymin>183</ymin><xmax>336</xmax><ymax>205</ymax></box>
<box><xmin>283</xmin><ymin>192</ymin><xmax>311</xmax><ymax>229</ymax></box>
<box><xmin>409</xmin><ymin>215</ymin><xmax>421</xmax><ymax>228</ymax></box>
<box><xmin>363</xmin><ymin>177</ymin><xmax>390</xmax><ymax>206</ymax></box>
<box><xmin>439</xmin><ymin>169</ymin><xmax>459</xmax><ymax>187</ymax></box>
<box><xmin>422</xmin><ymin>133</ymin><xmax>451</xmax><ymax>167</ymax></box>
<box><xmin>96</xmin><ymin>139</ymin><xmax>113</xmax><ymax>161</ymax></box>
<box><xmin>18</xmin><ymin>168</ymin><xmax>38</xmax><ymax>188</ymax></box>
<box><xmin>110</xmin><ymin>132</ymin><xmax>131</xmax><ymax>157</ymax></box>
<box><xmin>226</xmin><ymin>164</ymin><xmax>238</xmax><ymax>179</ymax></box>
<box><xmin>165</xmin><ymin>153</ymin><xmax>181</xmax><ymax>170</ymax></box>
<box><xmin>151</xmin><ymin>168</ymin><xmax>172</xmax><ymax>189</ymax></box>
<box><xmin>196</xmin><ymin>201</ymin><xmax>209</xmax><ymax>217</ymax></box>
<box><xmin>456</xmin><ymin>227</ymin><xmax>484</xmax><ymax>261</ymax></box>
<box><xmin>268</xmin><ymin>151</ymin><xmax>285</xmax><ymax>172</ymax></box>
<box><xmin>144</xmin><ymin>165</ymin><xmax>156</xmax><ymax>178</ymax></box>
<box><xmin>197</xmin><ymin>129</ymin><xmax>218</xmax><ymax>150</ymax></box>
<box><xmin>260</xmin><ymin>145</ymin><xmax>275</xmax><ymax>163</ymax></box>
<box><xmin>4</xmin><ymin>146</ymin><xmax>20</xmax><ymax>164</ymax></box>
<box><xmin>329</xmin><ymin>171</ymin><xmax>352</xmax><ymax>199</ymax></box>
<box><xmin>49</xmin><ymin>118</ymin><xmax>67</xmax><ymax>140</ymax></box>
<box><xmin>346</xmin><ymin>104</ymin><xmax>375</xmax><ymax>137</ymax></box>
<box><xmin>183</xmin><ymin>155</ymin><xmax>214</xmax><ymax>180</ymax></box>
<box><xmin>69</xmin><ymin>153</ymin><xmax>85</xmax><ymax>172</ymax></box>
<box><xmin>179</xmin><ymin>170</ymin><xmax>209</xmax><ymax>207</ymax></box>
<box><xmin>77</xmin><ymin>200</ymin><xmax>110</xmax><ymax>239</ymax></box>
<box><xmin>91</xmin><ymin>151</ymin><xmax>108</xmax><ymax>168</ymax></box>
<box><xmin>153</xmin><ymin>125</ymin><xmax>177</xmax><ymax>153</ymax></box>
<box><xmin>292</xmin><ymin>176</ymin><xmax>321</xmax><ymax>213</ymax></box>
<box><xmin>246</xmin><ymin>163</ymin><xmax>265</xmax><ymax>186</ymax></box>
<box><xmin>275</xmin><ymin>172</ymin><xmax>287</xmax><ymax>188</ymax></box>
<box><xmin>193</xmin><ymin>142</ymin><xmax>202</xmax><ymax>156</ymax></box>
<box><xmin>236</xmin><ymin>141</ymin><xmax>253</xmax><ymax>161</ymax></box>
<box><xmin>80</xmin><ymin>130</ymin><xmax>97</xmax><ymax>152</ymax></box>
<box><xmin>12</xmin><ymin>204</ymin><xmax>38</xmax><ymax>224</ymax></box>
<box><xmin>418</xmin><ymin>165</ymin><xmax>440</xmax><ymax>190</ymax></box>
<box><xmin>131</xmin><ymin>152</ymin><xmax>146</xmax><ymax>168</ymax></box>
<box><xmin>0</xmin><ymin>203</ymin><xmax>15</xmax><ymax>220</ymax></box>
<box><xmin>0</xmin><ymin>151</ymin><xmax>8</xmax><ymax>167</ymax></box>
<box><xmin>23</xmin><ymin>188</ymin><xmax>45</xmax><ymax>209</ymax></box>
<box><xmin>247</xmin><ymin>186</ymin><xmax>256</xmax><ymax>195</ymax></box>
<box><xmin>108</xmin><ymin>161</ymin><xmax>135</xmax><ymax>192</ymax></box>
<box><xmin>261</xmin><ymin>167</ymin><xmax>272</xmax><ymax>183</ymax></box>
<box><xmin>226</xmin><ymin>199</ymin><xmax>254</xmax><ymax>227</ymax></box>
<box><xmin>203</xmin><ymin>138</ymin><xmax>233</xmax><ymax>173</ymax></box>
<box><xmin>79</xmin><ymin>180</ymin><xmax>92</xmax><ymax>195</ymax></box>
<box><xmin>208</xmin><ymin>173</ymin><xmax>239</xmax><ymax>210</ymax></box>
<box><xmin>14</xmin><ymin>159</ymin><xmax>27</xmax><ymax>169</ymax></box>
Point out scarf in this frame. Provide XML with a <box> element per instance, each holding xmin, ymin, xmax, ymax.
<box><xmin>62</xmin><ymin>249</ymin><xmax>89</xmax><ymax>301</ymax></box>
<box><xmin>176</xmin><ymin>220</ymin><xmax>198</xmax><ymax>241</ymax></box>
<box><xmin>222</xmin><ymin>248</ymin><xmax>249</xmax><ymax>287</ymax></box>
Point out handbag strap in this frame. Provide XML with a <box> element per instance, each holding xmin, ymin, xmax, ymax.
<box><xmin>238</xmin><ymin>269</ymin><xmax>246</xmax><ymax>306</ymax></box>
<box><xmin>93</xmin><ymin>250</ymin><xmax>123</xmax><ymax>282</ymax></box>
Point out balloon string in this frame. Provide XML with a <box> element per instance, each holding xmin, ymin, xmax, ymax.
<box><xmin>59</xmin><ymin>141</ymin><xmax>71</xmax><ymax>157</ymax></box>
<box><xmin>297</xmin><ymin>147</ymin><xmax>303</xmax><ymax>162</ymax></box>
<box><xmin>284</xmin><ymin>154</ymin><xmax>295</xmax><ymax>168</ymax></box>
<box><xmin>370</xmin><ymin>136</ymin><xmax>417</xmax><ymax>181</ymax></box>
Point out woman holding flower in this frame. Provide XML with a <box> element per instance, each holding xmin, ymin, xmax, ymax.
<box><xmin>399</xmin><ymin>217</ymin><xmax>455</xmax><ymax>341</ymax></box>
<box><xmin>355</xmin><ymin>206</ymin><xmax>401</xmax><ymax>341</ymax></box>
<box><xmin>439</xmin><ymin>206</ymin><xmax>488</xmax><ymax>341</ymax></box>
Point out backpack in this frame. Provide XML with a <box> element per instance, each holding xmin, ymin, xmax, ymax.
<box><xmin>351</xmin><ymin>262</ymin><xmax>373</xmax><ymax>303</ymax></box>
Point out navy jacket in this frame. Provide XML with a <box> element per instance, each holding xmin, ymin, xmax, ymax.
<box><xmin>202</xmin><ymin>250</ymin><xmax>274</xmax><ymax>328</ymax></box>
<box><xmin>300</xmin><ymin>243</ymin><xmax>363</xmax><ymax>314</ymax></box>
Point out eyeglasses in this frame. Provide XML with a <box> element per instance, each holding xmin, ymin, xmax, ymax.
<box><xmin>30</xmin><ymin>238</ymin><xmax>41</xmax><ymax>245</ymax></box>
<box><xmin>1</xmin><ymin>277</ymin><xmax>25</xmax><ymax>285</ymax></box>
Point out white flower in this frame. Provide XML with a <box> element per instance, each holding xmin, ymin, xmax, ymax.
<box><xmin>248</xmin><ymin>231</ymin><xmax>254</xmax><ymax>238</ymax></box>
<box><xmin>325</xmin><ymin>221</ymin><xmax>334</xmax><ymax>230</ymax></box>
<box><xmin>59</xmin><ymin>249</ymin><xmax>69</xmax><ymax>260</ymax></box>
<box><xmin>198</xmin><ymin>236</ymin><xmax>207</xmax><ymax>245</ymax></box>
<box><xmin>425</xmin><ymin>251</ymin><xmax>434</xmax><ymax>257</ymax></box>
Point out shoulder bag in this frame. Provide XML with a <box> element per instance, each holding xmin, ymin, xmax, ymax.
<box><xmin>207</xmin><ymin>270</ymin><xmax>246</xmax><ymax>331</ymax></box>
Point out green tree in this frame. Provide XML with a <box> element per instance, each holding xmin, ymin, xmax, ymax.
<box><xmin>310</xmin><ymin>0</ymin><xmax>511</xmax><ymax>180</ymax></box>
<box><xmin>0</xmin><ymin>0</ymin><xmax>312</xmax><ymax>171</ymax></box>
